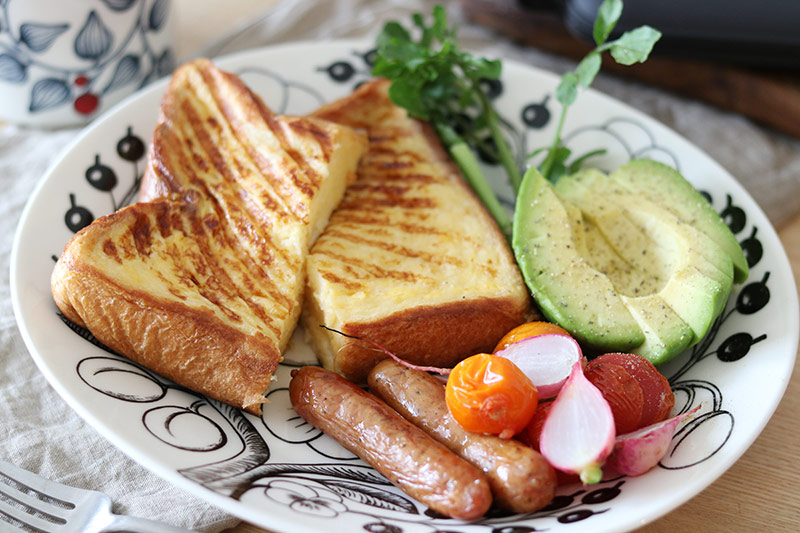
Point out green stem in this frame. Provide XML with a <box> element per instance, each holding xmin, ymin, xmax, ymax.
<box><xmin>435</xmin><ymin>121</ymin><xmax>462</xmax><ymax>147</ymax></box>
<box><xmin>579</xmin><ymin>463</ymin><xmax>604</xmax><ymax>485</ymax></box>
<box><xmin>476</xmin><ymin>88</ymin><xmax>522</xmax><ymax>193</ymax></box>
<box><xmin>448</xmin><ymin>141</ymin><xmax>513</xmax><ymax>241</ymax></box>
<box><xmin>540</xmin><ymin>104</ymin><xmax>568</xmax><ymax>181</ymax></box>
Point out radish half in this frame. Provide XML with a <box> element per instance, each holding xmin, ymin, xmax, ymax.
<box><xmin>606</xmin><ymin>406</ymin><xmax>701</xmax><ymax>476</ymax></box>
<box><xmin>539</xmin><ymin>361</ymin><xmax>615</xmax><ymax>484</ymax></box>
<box><xmin>495</xmin><ymin>334</ymin><xmax>583</xmax><ymax>399</ymax></box>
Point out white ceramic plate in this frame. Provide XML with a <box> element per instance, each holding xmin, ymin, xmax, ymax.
<box><xmin>11</xmin><ymin>41</ymin><xmax>800</xmax><ymax>533</ymax></box>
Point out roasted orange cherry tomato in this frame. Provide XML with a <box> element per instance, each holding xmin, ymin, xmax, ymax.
<box><xmin>445</xmin><ymin>353</ymin><xmax>538</xmax><ymax>439</ymax></box>
<box><xmin>493</xmin><ymin>321</ymin><xmax>572</xmax><ymax>353</ymax></box>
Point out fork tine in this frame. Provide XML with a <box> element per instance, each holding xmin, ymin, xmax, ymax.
<box><xmin>0</xmin><ymin>495</ymin><xmax>61</xmax><ymax>533</ymax></box>
<box><xmin>0</xmin><ymin>460</ymin><xmax>79</xmax><ymax>512</ymax></box>
<box><xmin>0</xmin><ymin>461</ymin><xmax>75</xmax><ymax>531</ymax></box>
<box><xmin>0</xmin><ymin>477</ymin><xmax>73</xmax><ymax>520</ymax></box>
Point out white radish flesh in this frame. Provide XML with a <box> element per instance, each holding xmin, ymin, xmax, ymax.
<box><xmin>539</xmin><ymin>361</ymin><xmax>616</xmax><ymax>484</ymax></box>
<box><xmin>606</xmin><ymin>406</ymin><xmax>700</xmax><ymax>476</ymax></box>
<box><xmin>495</xmin><ymin>334</ymin><xmax>583</xmax><ymax>399</ymax></box>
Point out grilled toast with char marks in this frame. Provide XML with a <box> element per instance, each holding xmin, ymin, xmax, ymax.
<box><xmin>51</xmin><ymin>59</ymin><xmax>367</xmax><ymax>414</ymax></box>
<box><xmin>303</xmin><ymin>79</ymin><xmax>530</xmax><ymax>383</ymax></box>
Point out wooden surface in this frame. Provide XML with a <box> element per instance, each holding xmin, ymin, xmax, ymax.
<box><xmin>171</xmin><ymin>2</ymin><xmax>800</xmax><ymax>531</ymax></box>
<box><xmin>461</xmin><ymin>0</ymin><xmax>800</xmax><ymax>140</ymax></box>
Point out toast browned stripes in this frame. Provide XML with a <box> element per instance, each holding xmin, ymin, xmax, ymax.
<box><xmin>51</xmin><ymin>59</ymin><xmax>367</xmax><ymax>414</ymax></box>
<box><xmin>303</xmin><ymin>79</ymin><xmax>530</xmax><ymax>383</ymax></box>
<box><xmin>140</xmin><ymin>58</ymin><xmax>365</xmax><ymax>250</ymax></box>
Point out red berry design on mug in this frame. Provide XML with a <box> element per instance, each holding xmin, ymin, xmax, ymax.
<box><xmin>74</xmin><ymin>93</ymin><xmax>99</xmax><ymax>114</ymax></box>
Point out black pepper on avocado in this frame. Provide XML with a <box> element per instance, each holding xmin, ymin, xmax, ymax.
<box><xmin>512</xmin><ymin>159</ymin><xmax>746</xmax><ymax>365</ymax></box>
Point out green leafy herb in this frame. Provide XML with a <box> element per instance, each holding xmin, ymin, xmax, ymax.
<box><xmin>538</xmin><ymin>0</ymin><xmax>661</xmax><ymax>182</ymax></box>
<box><xmin>372</xmin><ymin>1</ymin><xmax>660</xmax><ymax>237</ymax></box>
<box><xmin>372</xmin><ymin>5</ymin><xmax>518</xmax><ymax>239</ymax></box>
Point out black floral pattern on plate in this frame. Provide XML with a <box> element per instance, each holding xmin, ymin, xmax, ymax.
<box><xmin>58</xmin><ymin>126</ymin><xmax>146</xmax><ymax>238</ymax></box>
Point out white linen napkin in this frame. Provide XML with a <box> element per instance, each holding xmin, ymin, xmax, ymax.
<box><xmin>2</xmin><ymin>1</ymin><xmax>799</xmax><ymax>533</ymax></box>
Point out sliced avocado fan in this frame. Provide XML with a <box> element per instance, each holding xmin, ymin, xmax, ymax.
<box><xmin>610</xmin><ymin>159</ymin><xmax>748</xmax><ymax>284</ymax></box>
<box><xmin>512</xmin><ymin>161</ymin><xmax>744</xmax><ymax>365</ymax></box>
<box><xmin>513</xmin><ymin>167</ymin><xmax>646</xmax><ymax>354</ymax></box>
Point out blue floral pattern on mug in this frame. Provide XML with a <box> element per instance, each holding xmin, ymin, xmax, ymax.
<box><xmin>0</xmin><ymin>0</ymin><xmax>174</xmax><ymax>127</ymax></box>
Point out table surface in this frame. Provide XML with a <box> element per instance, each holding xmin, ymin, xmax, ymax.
<box><xmin>171</xmin><ymin>2</ymin><xmax>800</xmax><ymax>531</ymax></box>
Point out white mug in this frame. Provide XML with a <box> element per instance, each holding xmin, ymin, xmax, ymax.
<box><xmin>0</xmin><ymin>0</ymin><xmax>175</xmax><ymax>128</ymax></box>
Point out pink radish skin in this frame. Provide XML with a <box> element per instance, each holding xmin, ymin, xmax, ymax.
<box><xmin>539</xmin><ymin>361</ymin><xmax>615</xmax><ymax>484</ymax></box>
<box><xmin>606</xmin><ymin>406</ymin><xmax>701</xmax><ymax>476</ymax></box>
<box><xmin>495</xmin><ymin>334</ymin><xmax>584</xmax><ymax>399</ymax></box>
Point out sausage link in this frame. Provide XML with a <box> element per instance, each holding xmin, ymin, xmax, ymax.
<box><xmin>367</xmin><ymin>359</ymin><xmax>557</xmax><ymax>513</ymax></box>
<box><xmin>289</xmin><ymin>366</ymin><xmax>492</xmax><ymax>519</ymax></box>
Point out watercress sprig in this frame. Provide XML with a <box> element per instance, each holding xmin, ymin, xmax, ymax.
<box><xmin>538</xmin><ymin>0</ymin><xmax>661</xmax><ymax>182</ymax></box>
<box><xmin>372</xmin><ymin>6</ymin><xmax>518</xmax><ymax>239</ymax></box>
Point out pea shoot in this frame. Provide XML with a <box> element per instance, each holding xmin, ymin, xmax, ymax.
<box><xmin>538</xmin><ymin>0</ymin><xmax>661</xmax><ymax>181</ymax></box>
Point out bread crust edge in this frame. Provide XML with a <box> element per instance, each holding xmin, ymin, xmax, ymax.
<box><xmin>51</xmin><ymin>216</ymin><xmax>281</xmax><ymax>415</ymax></box>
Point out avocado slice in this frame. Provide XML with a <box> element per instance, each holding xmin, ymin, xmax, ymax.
<box><xmin>556</xmin><ymin>169</ymin><xmax>735</xmax><ymax>320</ymax></box>
<box><xmin>623</xmin><ymin>200</ymin><xmax>733</xmax><ymax>320</ymax></box>
<box><xmin>514</xmin><ymin>163</ymin><xmax>736</xmax><ymax>365</ymax></box>
<box><xmin>556</xmin><ymin>167</ymin><xmax>735</xmax><ymax>283</ymax></box>
<box><xmin>621</xmin><ymin>295</ymin><xmax>694</xmax><ymax>363</ymax></box>
<box><xmin>610</xmin><ymin>159</ymin><xmax>748</xmax><ymax>284</ymax></box>
<box><xmin>513</xmin><ymin>167</ymin><xmax>645</xmax><ymax>352</ymax></box>
<box><xmin>623</xmin><ymin>201</ymin><xmax>732</xmax><ymax>343</ymax></box>
<box><xmin>556</xmin><ymin>177</ymin><xmax>694</xmax><ymax>361</ymax></box>
<box><xmin>556</xmin><ymin>168</ymin><xmax>734</xmax><ymax>354</ymax></box>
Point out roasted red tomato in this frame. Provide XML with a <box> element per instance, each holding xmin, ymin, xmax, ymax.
<box><xmin>445</xmin><ymin>353</ymin><xmax>538</xmax><ymax>439</ymax></box>
<box><xmin>584</xmin><ymin>358</ymin><xmax>645</xmax><ymax>435</ymax></box>
<box><xmin>521</xmin><ymin>400</ymin><xmax>553</xmax><ymax>451</ymax></box>
<box><xmin>597</xmin><ymin>352</ymin><xmax>674</xmax><ymax>427</ymax></box>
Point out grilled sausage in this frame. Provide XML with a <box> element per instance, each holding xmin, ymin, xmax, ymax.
<box><xmin>367</xmin><ymin>359</ymin><xmax>557</xmax><ymax>513</ymax></box>
<box><xmin>289</xmin><ymin>366</ymin><xmax>492</xmax><ymax>519</ymax></box>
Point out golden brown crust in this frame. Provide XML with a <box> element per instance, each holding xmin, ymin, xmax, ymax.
<box><xmin>139</xmin><ymin>58</ymin><xmax>365</xmax><ymax>210</ymax></box>
<box><xmin>51</xmin><ymin>199</ymin><xmax>281</xmax><ymax>413</ymax></box>
<box><xmin>304</xmin><ymin>78</ymin><xmax>529</xmax><ymax>382</ymax></box>
<box><xmin>335</xmin><ymin>297</ymin><xmax>528</xmax><ymax>384</ymax></box>
<box><xmin>52</xmin><ymin>59</ymin><xmax>367</xmax><ymax>414</ymax></box>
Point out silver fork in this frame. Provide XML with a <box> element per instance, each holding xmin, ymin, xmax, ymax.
<box><xmin>0</xmin><ymin>459</ymin><xmax>195</xmax><ymax>532</ymax></box>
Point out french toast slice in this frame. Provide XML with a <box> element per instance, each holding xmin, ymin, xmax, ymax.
<box><xmin>303</xmin><ymin>79</ymin><xmax>530</xmax><ymax>383</ymax></box>
<box><xmin>51</xmin><ymin>59</ymin><xmax>367</xmax><ymax>414</ymax></box>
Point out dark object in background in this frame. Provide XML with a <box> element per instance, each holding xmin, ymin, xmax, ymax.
<box><xmin>559</xmin><ymin>0</ymin><xmax>800</xmax><ymax>68</ymax></box>
<box><xmin>462</xmin><ymin>0</ymin><xmax>800</xmax><ymax>138</ymax></box>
